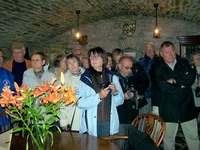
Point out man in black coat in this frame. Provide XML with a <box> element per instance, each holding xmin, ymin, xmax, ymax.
<box><xmin>116</xmin><ymin>55</ymin><xmax>149</xmax><ymax>149</ymax></box>
<box><xmin>151</xmin><ymin>41</ymin><xmax>199</xmax><ymax>150</ymax></box>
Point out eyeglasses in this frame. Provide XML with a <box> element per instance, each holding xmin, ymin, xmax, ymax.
<box><xmin>122</xmin><ymin>64</ymin><xmax>132</xmax><ymax>70</ymax></box>
<box><xmin>89</xmin><ymin>55</ymin><xmax>102</xmax><ymax>60</ymax></box>
<box><xmin>12</xmin><ymin>50</ymin><xmax>24</xmax><ymax>55</ymax></box>
<box><xmin>31</xmin><ymin>59</ymin><xmax>42</xmax><ymax>62</ymax></box>
<box><xmin>162</xmin><ymin>50</ymin><xmax>175</xmax><ymax>55</ymax></box>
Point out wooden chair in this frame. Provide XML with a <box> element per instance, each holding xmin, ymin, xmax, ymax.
<box><xmin>101</xmin><ymin>135</ymin><xmax>128</xmax><ymax>141</ymax></box>
<box><xmin>101</xmin><ymin>113</ymin><xmax>166</xmax><ymax>148</ymax></box>
<box><xmin>132</xmin><ymin>113</ymin><xmax>166</xmax><ymax>147</ymax></box>
<box><xmin>0</xmin><ymin>110</ymin><xmax>13</xmax><ymax>149</ymax></box>
<box><xmin>0</xmin><ymin>110</ymin><xmax>11</xmax><ymax>133</ymax></box>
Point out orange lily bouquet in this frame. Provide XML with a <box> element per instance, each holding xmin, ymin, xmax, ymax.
<box><xmin>0</xmin><ymin>72</ymin><xmax>77</xmax><ymax>150</ymax></box>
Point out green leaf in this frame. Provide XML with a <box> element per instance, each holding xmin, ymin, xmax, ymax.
<box><xmin>12</xmin><ymin>127</ymin><xmax>24</xmax><ymax>133</ymax></box>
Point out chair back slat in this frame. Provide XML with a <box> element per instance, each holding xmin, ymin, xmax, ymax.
<box><xmin>132</xmin><ymin>113</ymin><xmax>166</xmax><ymax>147</ymax></box>
<box><xmin>0</xmin><ymin>110</ymin><xmax>11</xmax><ymax>134</ymax></box>
<box><xmin>101</xmin><ymin>113</ymin><xmax>166</xmax><ymax>148</ymax></box>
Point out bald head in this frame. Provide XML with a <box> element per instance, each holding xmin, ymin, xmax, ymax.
<box><xmin>118</xmin><ymin>55</ymin><xmax>133</xmax><ymax>77</ymax></box>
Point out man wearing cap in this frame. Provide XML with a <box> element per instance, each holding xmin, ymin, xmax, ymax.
<box><xmin>72</xmin><ymin>47</ymin><xmax>81</xmax><ymax>60</ymax></box>
<box><xmin>80</xmin><ymin>49</ymin><xmax>89</xmax><ymax>69</ymax></box>
<box><xmin>3</xmin><ymin>42</ymin><xmax>32</xmax><ymax>86</ymax></box>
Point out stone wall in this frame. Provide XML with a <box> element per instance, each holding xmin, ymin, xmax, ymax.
<box><xmin>43</xmin><ymin>15</ymin><xmax>200</xmax><ymax>61</ymax></box>
<box><xmin>4</xmin><ymin>15</ymin><xmax>200</xmax><ymax>61</ymax></box>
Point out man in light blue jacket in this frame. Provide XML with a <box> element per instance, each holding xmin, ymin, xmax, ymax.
<box><xmin>76</xmin><ymin>47</ymin><xmax>124</xmax><ymax>137</ymax></box>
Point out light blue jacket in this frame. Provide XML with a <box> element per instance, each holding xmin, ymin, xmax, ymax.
<box><xmin>76</xmin><ymin>68</ymin><xmax>124</xmax><ymax>137</ymax></box>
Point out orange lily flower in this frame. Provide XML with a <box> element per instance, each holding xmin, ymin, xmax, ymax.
<box><xmin>40</xmin><ymin>90</ymin><xmax>59</xmax><ymax>104</ymax></box>
<box><xmin>31</xmin><ymin>88</ymin><xmax>44</xmax><ymax>98</ymax></box>
<box><xmin>0</xmin><ymin>77</ymin><xmax>77</xmax><ymax>110</ymax></box>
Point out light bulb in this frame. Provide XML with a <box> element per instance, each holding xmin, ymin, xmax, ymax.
<box><xmin>75</xmin><ymin>32</ymin><xmax>81</xmax><ymax>40</ymax></box>
<box><xmin>154</xmin><ymin>28</ymin><xmax>159</xmax><ymax>34</ymax></box>
<box><xmin>153</xmin><ymin>27</ymin><xmax>160</xmax><ymax>38</ymax></box>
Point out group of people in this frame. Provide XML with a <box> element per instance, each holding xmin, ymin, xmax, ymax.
<box><xmin>0</xmin><ymin>40</ymin><xmax>200</xmax><ymax>150</ymax></box>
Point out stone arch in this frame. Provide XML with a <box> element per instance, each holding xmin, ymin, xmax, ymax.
<box><xmin>107</xmin><ymin>36</ymin><xmax>145</xmax><ymax>61</ymax></box>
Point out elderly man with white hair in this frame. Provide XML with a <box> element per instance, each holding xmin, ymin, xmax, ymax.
<box><xmin>139</xmin><ymin>42</ymin><xmax>159</xmax><ymax>114</ymax></box>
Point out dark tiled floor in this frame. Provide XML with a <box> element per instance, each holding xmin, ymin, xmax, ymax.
<box><xmin>160</xmin><ymin>115</ymin><xmax>200</xmax><ymax>150</ymax></box>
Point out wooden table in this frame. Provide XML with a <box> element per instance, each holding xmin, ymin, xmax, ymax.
<box><xmin>10</xmin><ymin>132</ymin><xmax>120</xmax><ymax>150</ymax></box>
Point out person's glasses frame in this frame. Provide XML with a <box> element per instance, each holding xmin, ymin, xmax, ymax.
<box><xmin>12</xmin><ymin>50</ymin><xmax>25</xmax><ymax>55</ymax></box>
<box><xmin>121</xmin><ymin>64</ymin><xmax>132</xmax><ymax>70</ymax></box>
<box><xmin>89</xmin><ymin>55</ymin><xmax>102</xmax><ymax>60</ymax></box>
<box><xmin>31</xmin><ymin>59</ymin><xmax>43</xmax><ymax>62</ymax></box>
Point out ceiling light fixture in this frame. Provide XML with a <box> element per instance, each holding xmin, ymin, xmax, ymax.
<box><xmin>74</xmin><ymin>10</ymin><xmax>88</xmax><ymax>45</ymax></box>
<box><xmin>153</xmin><ymin>3</ymin><xmax>160</xmax><ymax>38</ymax></box>
<box><xmin>75</xmin><ymin>10</ymin><xmax>82</xmax><ymax>40</ymax></box>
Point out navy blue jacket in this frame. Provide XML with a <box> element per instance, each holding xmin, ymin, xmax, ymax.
<box><xmin>139</xmin><ymin>55</ymin><xmax>159</xmax><ymax>98</ymax></box>
<box><xmin>0</xmin><ymin>67</ymin><xmax>15</xmax><ymax>126</ymax></box>
<box><xmin>0</xmin><ymin>67</ymin><xmax>15</xmax><ymax>93</ymax></box>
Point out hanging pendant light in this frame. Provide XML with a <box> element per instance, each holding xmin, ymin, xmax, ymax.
<box><xmin>75</xmin><ymin>10</ymin><xmax>82</xmax><ymax>40</ymax></box>
<box><xmin>153</xmin><ymin>3</ymin><xmax>160</xmax><ymax>38</ymax></box>
<box><xmin>74</xmin><ymin>10</ymin><xmax>88</xmax><ymax>45</ymax></box>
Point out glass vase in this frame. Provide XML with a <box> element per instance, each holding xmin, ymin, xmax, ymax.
<box><xmin>29</xmin><ymin>133</ymin><xmax>52</xmax><ymax>150</ymax></box>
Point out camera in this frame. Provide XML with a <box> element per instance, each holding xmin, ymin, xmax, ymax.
<box><xmin>127</xmin><ymin>87</ymin><xmax>138</xmax><ymax>101</ymax></box>
<box><xmin>126</xmin><ymin>86</ymin><xmax>148</xmax><ymax>110</ymax></box>
<box><xmin>100</xmin><ymin>82</ymin><xmax>111</xmax><ymax>89</ymax></box>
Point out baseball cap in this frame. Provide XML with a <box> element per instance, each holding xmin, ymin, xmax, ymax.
<box><xmin>12</xmin><ymin>42</ymin><xmax>25</xmax><ymax>50</ymax></box>
<box><xmin>75</xmin><ymin>47</ymin><xmax>81</xmax><ymax>50</ymax></box>
<box><xmin>81</xmin><ymin>49</ymin><xmax>88</xmax><ymax>58</ymax></box>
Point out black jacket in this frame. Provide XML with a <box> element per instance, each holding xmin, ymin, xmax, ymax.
<box><xmin>151</xmin><ymin>55</ymin><xmax>197</xmax><ymax>122</ymax></box>
<box><xmin>117</xmin><ymin>62</ymin><xmax>149</xmax><ymax>124</ymax></box>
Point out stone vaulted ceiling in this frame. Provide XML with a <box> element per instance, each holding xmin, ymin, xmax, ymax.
<box><xmin>0</xmin><ymin>0</ymin><xmax>200</xmax><ymax>51</ymax></box>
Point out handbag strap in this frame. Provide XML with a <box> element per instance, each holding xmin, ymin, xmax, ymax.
<box><xmin>70</xmin><ymin>105</ymin><xmax>76</xmax><ymax>130</ymax></box>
